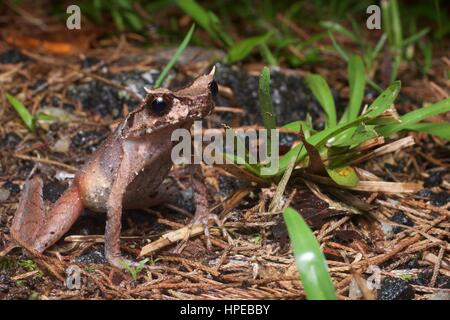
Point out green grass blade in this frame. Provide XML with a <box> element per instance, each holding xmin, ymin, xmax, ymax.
<box><xmin>403</xmin><ymin>28</ymin><xmax>430</xmax><ymax>46</ymax></box>
<box><xmin>320</xmin><ymin>21</ymin><xmax>356</xmax><ymax>41</ymax></box>
<box><xmin>305</xmin><ymin>74</ymin><xmax>337</xmax><ymax>127</ymax></box>
<box><xmin>175</xmin><ymin>0</ymin><xmax>233</xmax><ymax>47</ymax></box>
<box><xmin>328</xmin><ymin>31</ymin><xmax>349</xmax><ymax>62</ymax></box>
<box><xmin>258</xmin><ymin>67</ymin><xmax>276</xmax><ymax>130</ymax></box>
<box><xmin>154</xmin><ymin>24</ymin><xmax>195</xmax><ymax>88</ymax></box>
<box><xmin>377</xmin><ymin>98</ymin><xmax>450</xmax><ymax>137</ymax></box>
<box><xmin>418</xmin><ymin>41</ymin><xmax>433</xmax><ymax>76</ymax></box>
<box><xmin>226</xmin><ymin>32</ymin><xmax>272</xmax><ymax>64</ymax></box>
<box><xmin>175</xmin><ymin>0</ymin><xmax>216</xmax><ymax>40</ymax></box>
<box><xmin>402</xmin><ymin>123</ymin><xmax>450</xmax><ymax>140</ymax></box>
<box><xmin>111</xmin><ymin>9</ymin><xmax>125</xmax><ymax>31</ymax></box>
<box><xmin>390</xmin><ymin>0</ymin><xmax>403</xmax><ymax>51</ymax></box>
<box><xmin>346</xmin><ymin>55</ymin><xmax>366</xmax><ymax>121</ymax></box>
<box><xmin>259</xmin><ymin>43</ymin><xmax>277</xmax><ymax>66</ymax></box>
<box><xmin>123</xmin><ymin>11</ymin><xmax>144</xmax><ymax>32</ymax></box>
<box><xmin>6</xmin><ymin>93</ymin><xmax>35</xmax><ymax>132</ymax></box>
<box><xmin>371</xmin><ymin>33</ymin><xmax>388</xmax><ymax>62</ymax></box>
<box><xmin>283</xmin><ymin>207</ymin><xmax>337</xmax><ymax>300</ymax></box>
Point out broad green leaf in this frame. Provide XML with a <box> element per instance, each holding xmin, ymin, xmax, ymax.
<box><xmin>332</xmin><ymin>124</ymin><xmax>378</xmax><ymax>148</ymax></box>
<box><xmin>365</xmin><ymin>81</ymin><xmax>401</xmax><ymax>118</ymax></box>
<box><xmin>326</xmin><ymin>166</ymin><xmax>359</xmax><ymax>187</ymax></box>
<box><xmin>282</xmin><ymin>121</ymin><xmax>312</xmax><ymax>136</ymax></box>
<box><xmin>346</xmin><ymin>55</ymin><xmax>365</xmax><ymax>121</ymax></box>
<box><xmin>377</xmin><ymin>98</ymin><xmax>450</xmax><ymax>137</ymax></box>
<box><xmin>258</xmin><ymin>67</ymin><xmax>276</xmax><ymax>130</ymax></box>
<box><xmin>305</xmin><ymin>74</ymin><xmax>337</xmax><ymax>127</ymax></box>
<box><xmin>276</xmin><ymin>116</ymin><xmax>369</xmax><ymax>176</ymax></box>
<box><xmin>226</xmin><ymin>32</ymin><xmax>272</xmax><ymax>63</ymax></box>
<box><xmin>6</xmin><ymin>93</ymin><xmax>35</xmax><ymax>132</ymax></box>
<box><xmin>283</xmin><ymin>207</ymin><xmax>337</xmax><ymax>300</ymax></box>
<box><xmin>402</xmin><ymin>123</ymin><xmax>450</xmax><ymax>141</ymax></box>
<box><xmin>154</xmin><ymin>24</ymin><xmax>195</xmax><ymax>88</ymax></box>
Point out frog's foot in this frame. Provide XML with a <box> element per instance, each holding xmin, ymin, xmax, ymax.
<box><xmin>106</xmin><ymin>254</ymin><xmax>139</xmax><ymax>270</ymax></box>
<box><xmin>11</xmin><ymin>176</ymin><xmax>84</xmax><ymax>254</ymax></box>
<box><xmin>174</xmin><ymin>212</ymin><xmax>232</xmax><ymax>254</ymax></box>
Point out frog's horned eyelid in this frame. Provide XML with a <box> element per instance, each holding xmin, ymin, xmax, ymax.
<box><xmin>208</xmin><ymin>66</ymin><xmax>216</xmax><ymax>76</ymax></box>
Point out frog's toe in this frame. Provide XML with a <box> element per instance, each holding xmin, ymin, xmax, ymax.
<box><xmin>107</xmin><ymin>255</ymin><xmax>139</xmax><ymax>269</ymax></box>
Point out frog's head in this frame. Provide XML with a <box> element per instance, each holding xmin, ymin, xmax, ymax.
<box><xmin>123</xmin><ymin>66</ymin><xmax>217</xmax><ymax>138</ymax></box>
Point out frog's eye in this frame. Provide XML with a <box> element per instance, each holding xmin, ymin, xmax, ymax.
<box><xmin>208</xmin><ymin>80</ymin><xmax>218</xmax><ymax>97</ymax></box>
<box><xmin>149</xmin><ymin>97</ymin><xmax>168</xmax><ymax>115</ymax></box>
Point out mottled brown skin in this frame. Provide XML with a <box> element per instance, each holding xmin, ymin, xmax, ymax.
<box><xmin>11</xmin><ymin>68</ymin><xmax>216</xmax><ymax>268</ymax></box>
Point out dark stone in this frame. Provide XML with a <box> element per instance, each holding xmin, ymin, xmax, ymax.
<box><xmin>67</xmin><ymin>71</ymin><xmax>156</xmax><ymax>117</ymax></box>
<box><xmin>279</xmin><ymin>132</ymin><xmax>299</xmax><ymax>154</ymax></box>
<box><xmin>378</xmin><ymin>277</ymin><xmax>415</xmax><ymax>300</ymax></box>
<box><xmin>28</xmin><ymin>79</ymin><xmax>47</xmax><ymax>91</ymax></box>
<box><xmin>391</xmin><ymin>211</ymin><xmax>414</xmax><ymax>233</ymax></box>
<box><xmin>71</xmin><ymin>130</ymin><xmax>104</xmax><ymax>153</ymax></box>
<box><xmin>424</xmin><ymin>173</ymin><xmax>442</xmax><ymax>188</ymax></box>
<box><xmin>430</xmin><ymin>192</ymin><xmax>450</xmax><ymax>207</ymax></box>
<box><xmin>0</xmin><ymin>132</ymin><xmax>21</xmax><ymax>149</ymax></box>
<box><xmin>417</xmin><ymin>188</ymin><xmax>432</xmax><ymax>197</ymax></box>
<box><xmin>384</xmin><ymin>163</ymin><xmax>404</xmax><ymax>173</ymax></box>
<box><xmin>68</xmin><ymin>80</ymin><xmax>122</xmax><ymax>117</ymax></box>
<box><xmin>81</xmin><ymin>57</ymin><xmax>101</xmax><ymax>69</ymax></box>
<box><xmin>73</xmin><ymin>249</ymin><xmax>107</xmax><ymax>264</ymax></box>
<box><xmin>271</xmin><ymin>219</ymin><xmax>289</xmax><ymax>248</ymax></box>
<box><xmin>214</xmin><ymin>63</ymin><xmax>327</xmax><ymax>127</ymax></box>
<box><xmin>2</xmin><ymin>181</ymin><xmax>20</xmax><ymax>194</ymax></box>
<box><xmin>43</xmin><ymin>181</ymin><xmax>68</xmax><ymax>203</ymax></box>
<box><xmin>413</xmin><ymin>269</ymin><xmax>450</xmax><ymax>289</ymax></box>
<box><xmin>62</xmin><ymin>103</ymin><xmax>75</xmax><ymax>112</ymax></box>
<box><xmin>0</xmin><ymin>273</ymin><xmax>11</xmax><ymax>293</ymax></box>
<box><xmin>218</xmin><ymin>175</ymin><xmax>248</xmax><ymax>198</ymax></box>
<box><xmin>0</xmin><ymin>49</ymin><xmax>29</xmax><ymax>64</ymax></box>
<box><xmin>398</xmin><ymin>256</ymin><xmax>419</xmax><ymax>269</ymax></box>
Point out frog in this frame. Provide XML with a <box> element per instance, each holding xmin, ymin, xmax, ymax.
<box><xmin>10</xmin><ymin>67</ymin><xmax>218</xmax><ymax>268</ymax></box>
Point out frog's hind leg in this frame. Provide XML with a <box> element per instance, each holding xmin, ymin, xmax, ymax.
<box><xmin>11</xmin><ymin>176</ymin><xmax>84</xmax><ymax>253</ymax></box>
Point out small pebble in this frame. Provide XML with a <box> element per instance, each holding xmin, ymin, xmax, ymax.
<box><xmin>0</xmin><ymin>49</ymin><xmax>29</xmax><ymax>64</ymax></box>
<box><xmin>428</xmin><ymin>291</ymin><xmax>450</xmax><ymax>300</ymax></box>
<box><xmin>416</xmin><ymin>188</ymin><xmax>432</xmax><ymax>197</ymax></box>
<box><xmin>0</xmin><ymin>188</ymin><xmax>10</xmax><ymax>202</ymax></box>
<box><xmin>377</xmin><ymin>277</ymin><xmax>414</xmax><ymax>300</ymax></box>
<box><xmin>390</xmin><ymin>211</ymin><xmax>414</xmax><ymax>233</ymax></box>
<box><xmin>430</xmin><ymin>192</ymin><xmax>450</xmax><ymax>207</ymax></box>
<box><xmin>384</xmin><ymin>163</ymin><xmax>404</xmax><ymax>173</ymax></box>
<box><xmin>2</xmin><ymin>181</ymin><xmax>20</xmax><ymax>194</ymax></box>
<box><xmin>43</xmin><ymin>181</ymin><xmax>67</xmax><ymax>203</ymax></box>
<box><xmin>0</xmin><ymin>132</ymin><xmax>21</xmax><ymax>149</ymax></box>
<box><xmin>73</xmin><ymin>249</ymin><xmax>107</xmax><ymax>264</ymax></box>
<box><xmin>424</xmin><ymin>173</ymin><xmax>442</xmax><ymax>188</ymax></box>
<box><xmin>51</xmin><ymin>137</ymin><xmax>71</xmax><ymax>154</ymax></box>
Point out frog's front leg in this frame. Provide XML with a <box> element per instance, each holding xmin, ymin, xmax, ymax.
<box><xmin>175</xmin><ymin>164</ymin><xmax>230</xmax><ymax>253</ymax></box>
<box><xmin>104</xmin><ymin>144</ymin><xmax>143</xmax><ymax>269</ymax></box>
<box><xmin>11</xmin><ymin>176</ymin><xmax>84</xmax><ymax>253</ymax></box>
